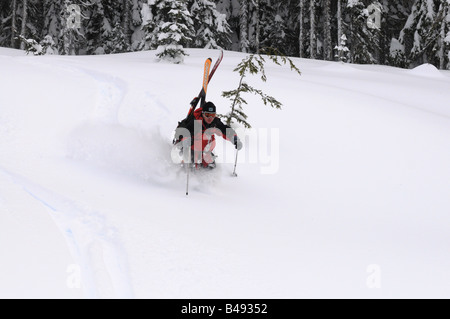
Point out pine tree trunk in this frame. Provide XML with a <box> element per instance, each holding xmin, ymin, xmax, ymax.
<box><xmin>11</xmin><ymin>0</ymin><xmax>17</xmax><ymax>48</ymax></box>
<box><xmin>349</xmin><ymin>11</ymin><xmax>354</xmax><ymax>63</ymax></box>
<box><xmin>299</xmin><ymin>0</ymin><xmax>304</xmax><ymax>58</ymax></box>
<box><xmin>323</xmin><ymin>0</ymin><xmax>331</xmax><ymax>60</ymax></box>
<box><xmin>123</xmin><ymin>0</ymin><xmax>131</xmax><ymax>46</ymax></box>
<box><xmin>227</xmin><ymin>74</ymin><xmax>245</xmax><ymax>127</ymax></box>
<box><xmin>240</xmin><ymin>0</ymin><xmax>249</xmax><ymax>53</ymax></box>
<box><xmin>20</xmin><ymin>0</ymin><xmax>28</xmax><ymax>50</ymax></box>
<box><xmin>310</xmin><ymin>0</ymin><xmax>316</xmax><ymax>59</ymax></box>
<box><xmin>62</xmin><ymin>0</ymin><xmax>75</xmax><ymax>56</ymax></box>
<box><xmin>439</xmin><ymin>3</ymin><xmax>447</xmax><ymax>70</ymax></box>
<box><xmin>337</xmin><ymin>0</ymin><xmax>342</xmax><ymax>49</ymax></box>
<box><xmin>255</xmin><ymin>0</ymin><xmax>260</xmax><ymax>54</ymax></box>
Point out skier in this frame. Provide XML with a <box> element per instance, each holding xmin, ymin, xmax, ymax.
<box><xmin>174</xmin><ymin>100</ymin><xmax>243</xmax><ymax>169</ymax></box>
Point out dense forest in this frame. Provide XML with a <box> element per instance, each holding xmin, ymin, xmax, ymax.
<box><xmin>0</xmin><ymin>0</ymin><xmax>449</xmax><ymax>69</ymax></box>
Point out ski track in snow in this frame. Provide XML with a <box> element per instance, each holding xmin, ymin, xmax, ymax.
<box><xmin>7</xmin><ymin>60</ymin><xmax>137</xmax><ymax>298</ymax></box>
<box><xmin>42</xmin><ymin>59</ymin><xmax>185</xmax><ymax>187</ymax></box>
<box><xmin>2</xmin><ymin>53</ymin><xmax>238</xmax><ymax>298</ymax></box>
<box><xmin>1</xmin><ymin>59</ymin><xmax>136</xmax><ymax>298</ymax></box>
<box><xmin>75</xmin><ymin>67</ymin><xmax>127</xmax><ymax>124</ymax></box>
<box><xmin>0</xmin><ymin>166</ymin><xmax>134</xmax><ymax>298</ymax></box>
<box><xmin>15</xmin><ymin>57</ymin><xmax>127</xmax><ymax>124</ymax></box>
<box><xmin>15</xmin><ymin>56</ymin><xmax>225</xmax><ymax>190</ymax></box>
<box><xmin>61</xmin><ymin>60</ymin><xmax>224</xmax><ymax>190</ymax></box>
<box><xmin>0</xmin><ymin>57</ymin><xmax>205</xmax><ymax>298</ymax></box>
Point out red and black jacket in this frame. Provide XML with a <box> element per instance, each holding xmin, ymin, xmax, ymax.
<box><xmin>175</xmin><ymin>107</ymin><xmax>237</xmax><ymax>149</ymax></box>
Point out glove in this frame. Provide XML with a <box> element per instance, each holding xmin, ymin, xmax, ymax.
<box><xmin>190</xmin><ymin>97</ymin><xmax>200</xmax><ymax>107</ymax></box>
<box><xmin>175</xmin><ymin>140</ymin><xmax>183</xmax><ymax>150</ymax></box>
<box><xmin>173</xmin><ymin>140</ymin><xmax>183</xmax><ymax>156</ymax></box>
<box><xmin>175</xmin><ymin>139</ymin><xmax>191</xmax><ymax>152</ymax></box>
<box><xmin>234</xmin><ymin>136</ymin><xmax>243</xmax><ymax>150</ymax></box>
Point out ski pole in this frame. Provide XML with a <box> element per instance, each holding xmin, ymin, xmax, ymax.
<box><xmin>232</xmin><ymin>149</ymin><xmax>239</xmax><ymax>177</ymax></box>
<box><xmin>184</xmin><ymin>145</ymin><xmax>191</xmax><ymax>196</ymax></box>
<box><xmin>186</xmin><ymin>162</ymin><xmax>190</xmax><ymax>195</ymax></box>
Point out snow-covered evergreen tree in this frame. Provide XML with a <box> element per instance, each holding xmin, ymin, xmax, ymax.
<box><xmin>1</xmin><ymin>0</ymin><xmax>440</xmax><ymax>69</ymax></box>
<box><xmin>0</xmin><ymin>1</ymin><xmax>10</xmax><ymax>47</ymax></box>
<box><xmin>240</xmin><ymin>0</ymin><xmax>249</xmax><ymax>52</ymax></box>
<box><xmin>140</xmin><ymin>0</ymin><xmax>158</xmax><ymax>50</ymax></box>
<box><xmin>252</xmin><ymin>0</ymin><xmax>260</xmax><ymax>53</ymax></box>
<box><xmin>85</xmin><ymin>0</ymin><xmax>108</xmax><ymax>54</ymax></box>
<box><xmin>260</xmin><ymin>1</ymin><xmax>287</xmax><ymax>53</ymax></box>
<box><xmin>130</xmin><ymin>0</ymin><xmax>145</xmax><ymax>50</ymax></box>
<box><xmin>189</xmin><ymin>0</ymin><xmax>231</xmax><ymax>49</ymax></box>
<box><xmin>42</xmin><ymin>0</ymin><xmax>64</xmax><ymax>54</ymax></box>
<box><xmin>274</xmin><ymin>0</ymin><xmax>298</xmax><ymax>56</ymax></box>
<box><xmin>18</xmin><ymin>34</ymin><xmax>57</xmax><ymax>55</ymax></box>
<box><xmin>381</xmin><ymin>0</ymin><xmax>413</xmax><ymax>66</ymax></box>
<box><xmin>61</xmin><ymin>0</ymin><xmax>87</xmax><ymax>55</ymax></box>
<box><xmin>337</xmin><ymin>0</ymin><xmax>343</xmax><ymax>52</ymax></box>
<box><xmin>437</xmin><ymin>0</ymin><xmax>450</xmax><ymax>69</ymax></box>
<box><xmin>40</xmin><ymin>34</ymin><xmax>58</xmax><ymax>55</ymax></box>
<box><xmin>27</xmin><ymin>0</ymin><xmax>45</xmax><ymax>42</ymax></box>
<box><xmin>122</xmin><ymin>0</ymin><xmax>132</xmax><ymax>47</ymax></box>
<box><xmin>310</xmin><ymin>0</ymin><xmax>317</xmax><ymax>59</ymax></box>
<box><xmin>85</xmin><ymin>0</ymin><xmax>129</xmax><ymax>55</ymax></box>
<box><xmin>215</xmin><ymin>0</ymin><xmax>239</xmax><ymax>50</ymax></box>
<box><xmin>299</xmin><ymin>0</ymin><xmax>305</xmax><ymax>58</ymax></box>
<box><xmin>42</xmin><ymin>0</ymin><xmax>86</xmax><ymax>55</ymax></box>
<box><xmin>346</xmin><ymin>0</ymin><xmax>381</xmax><ymax>64</ymax></box>
<box><xmin>103</xmin><ymin>0</ymin><xmax>130</xmax><ymax>53</ymax></box>
<box><xmin>11</xmin><ymin>0</ymin><xmax>18</xmax><ymax>48</ymax></box>
<box><xmin>150</xmin><ymin>0</ymin><xmax>194</xmax><ymax>63</ymax></box>
<box><xmin>0</xmin><ymin>0</ymin><xmax>43</xmax><ymax>49</ymax></box>
<box><xmin>335</xmin><ymin>33</ymin><xmax>349</xmax><ymax>62</ymax></box>
<box><xmin>19</xmin><ymin>0</ymin><xmax>28</xmax><ymax>50</ymax></box>
<box><xmin>398</xmin><ymin>0</ymin><xmax>439</xmax><ymax>67</ymax></box>
<box><xmin>389</xmin><ymin>38</ymin><xmax>408</xmax><ymax>68</ymax></box>
<box><xmin>322</xmin><ymin>0</ymin><xmax>332</xmax><ymax>60</ymax></box>
<box><xmin>105</xmin><ymin>25</ymin><xmax>130</xmax><ymax>54</ymax></box>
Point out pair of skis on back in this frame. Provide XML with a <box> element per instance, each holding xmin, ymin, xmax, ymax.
<box><xmin>184</xmin><ymin>50</ymin><xmax>224</xmax><ymax>195</ymax></box>
<box><xmin>187</xmin><ymin>50</ymin><xmax>224</xmax><ymax>118</ymax></box>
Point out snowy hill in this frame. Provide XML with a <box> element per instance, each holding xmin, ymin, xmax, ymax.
<box><xmin>0</xmin><ymin>47</ymin><xmax>449</xmax><ymax>299</ymax></box>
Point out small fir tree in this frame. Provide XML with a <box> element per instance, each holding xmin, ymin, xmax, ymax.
<box><xmin>19</xmin><ymin>34</ymin><xmax>58</xmax><ymax>55</ymax></box>
<box><xmin>335</xmin><ymin>34</ymin><xmax>350</xmax><ymax>62</ymax></box>
<box><xmin>221</xmin><ymin>47</ymin><xmax>301</xmax><ymax>129</ymax></box>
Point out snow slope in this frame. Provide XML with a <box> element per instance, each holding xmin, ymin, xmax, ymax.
<box><xmin>0</xmin><ymin>47</ymin><xmax>449</xmax><ymax>299</ymax></box>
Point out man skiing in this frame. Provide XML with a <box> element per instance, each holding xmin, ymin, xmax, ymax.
<box><xmin>174</xmin><ymin>100</ymin><xmax>243</xmax><ymax>169</ymax></box>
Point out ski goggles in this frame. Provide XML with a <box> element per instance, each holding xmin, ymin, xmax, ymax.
<box><xmin>203</xmin><ymin>113</ymin><xmax>216</xmax><ymax>118</ymax></box>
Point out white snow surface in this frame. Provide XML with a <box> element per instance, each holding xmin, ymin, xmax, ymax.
<box><xmin>1</xmin><ymin>48</ymin><xmax>450</xmax><ymax>299</ymax></box>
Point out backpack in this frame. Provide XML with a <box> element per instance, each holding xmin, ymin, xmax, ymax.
<box><xmin>172</xmin><ymin>109</ymin><xmax>201</xmax><ymax>144</ymax></box>
<box><xmin>173</xmin><ymin>117</ymin><xmax>190</xmax><ymax>144</ymax></box>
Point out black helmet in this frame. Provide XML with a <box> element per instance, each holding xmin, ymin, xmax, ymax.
<box><xmin>202</xmin><ymin>102</ymin><xmax>216</xmax><ymax>114</ymax></box>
